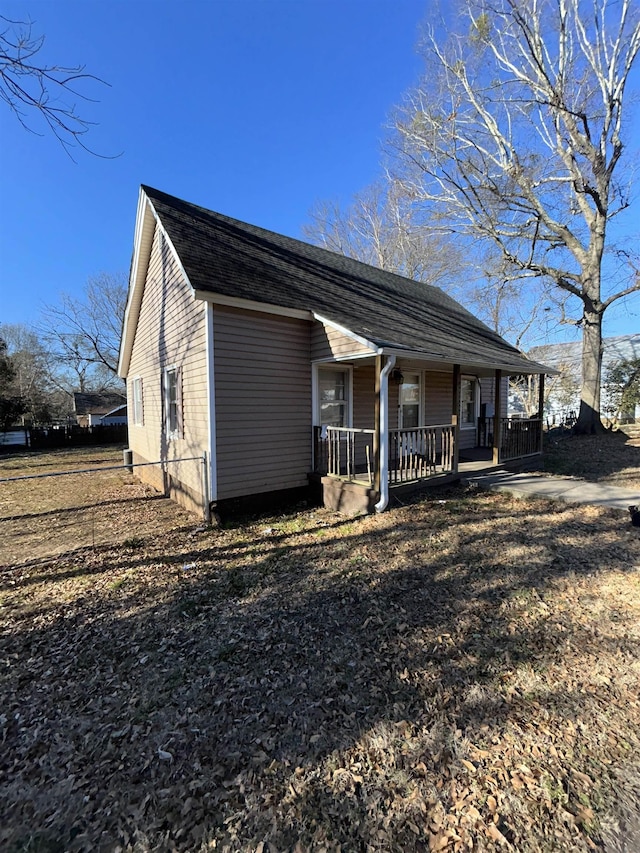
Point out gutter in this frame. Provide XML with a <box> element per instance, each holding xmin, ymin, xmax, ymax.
<box><xmin>374</xmin><ymin>355</ymin><xmax>396</xmax><ymax>513</ymax></box>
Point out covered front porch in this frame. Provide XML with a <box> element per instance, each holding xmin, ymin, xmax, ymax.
<box><xmin>310</xmin><ymin>355</ymin><xmax>545</xmax><ymax>513</ymax></box>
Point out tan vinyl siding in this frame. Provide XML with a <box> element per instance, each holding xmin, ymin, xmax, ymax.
<box><xmin>480</xmin><ymin>376</ymin><xmax>509</xmax><ymax>417</ymax></box>
<box><xmin>352</xmin><ymin>365</ymin><xmax>376</xmax><ymax>429</ymax></box>
<box><xmin>311</xmin><ymin>322</ymin><xmax>374</xmax><ymax>361</ymax></box>
<box><xmin>214</xmin><ymin>306</ymin><xmax>312</xmax><ymax>500</ymax></box>
<box><xmin>126</xmin><ymin>226</ymin><xmax>208</xmax><ymax>514</ymax></box>
<box><xmin>423</xmin><ymin>371</ymin><xmax>453</xmax><ymax>426</ymax></box>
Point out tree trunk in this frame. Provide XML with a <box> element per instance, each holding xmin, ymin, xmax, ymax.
<box><xmin>574</xmin><ymin>306</ymin><xmax>605</xmax><ymax>435</ymax></box>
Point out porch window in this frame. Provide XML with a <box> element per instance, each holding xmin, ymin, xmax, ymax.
<box><xmin>131</xmin><ymin>377</ymin><xmax>143</xmax><ymax>426</ymax></box>
<box><xmin>163</xmin><ymin>366</ymin><xmax>182</xmax><ymax>438</ymax></box>
<box><xmin>317</xmin><ymin>367</ymin><xmax>350</xmax><ymax>428</ymax></box>
<box><xmin>461</xmin><ymin>377</ymin><xmax>478</xmax><ymax>429</ymax></box>
<box><xmin>400</xmin><ymin>373</ymin><xmax>421</xmax><ymax>428</ymax></box>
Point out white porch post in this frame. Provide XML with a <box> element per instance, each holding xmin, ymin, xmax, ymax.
<box><xmin>374</xmin><ymin>354</ymin><xmax>396</xmax><ymax>513</ymax></box>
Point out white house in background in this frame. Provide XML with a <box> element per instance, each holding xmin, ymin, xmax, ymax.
<box><xmin>73</xmin><ymin>393</ymin><xmax>127</xmax><ymax>427</ymax></box>
<box><xmin>528</xmin><ymin>335</ymin><xmax>640</xmax><ymax>426</ymax></box>
<box><xmin>118</xmin><ymin>186</ymin><xmax>552</xmax><ymax>517</ymax></box>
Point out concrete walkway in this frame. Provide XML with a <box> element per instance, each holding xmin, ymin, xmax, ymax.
<box><xmin>461</xmin><ymin>470</ymin><xmax>640</xmax><ymax>511</ymax></box>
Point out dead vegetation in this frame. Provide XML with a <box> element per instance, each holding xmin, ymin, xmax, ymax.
<box><xmin>536</xmin><ymin>428</ymin><xmax>640</xmax><ymax>492</ymax></box>
<box><xmin>1</xmin><ymin>445</ymin><xmax>639</xmax><ymax>852</ymax></box>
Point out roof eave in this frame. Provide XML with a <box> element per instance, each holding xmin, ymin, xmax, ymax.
<box><xmin>118</xmin><ymin>188</ymin><xmax>156</xmax><ymax>378</ymax></box>
<box><xmin>378</xmin><ymin>346</ymin><xmax>558</xmax><ymax>375</ymax></box>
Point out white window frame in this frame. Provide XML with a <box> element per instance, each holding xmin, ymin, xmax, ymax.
<box><xmin>460</xmin><ymin>376</ymin><xmax>479</xmax><ymax>430</ymax></box>
<box><xmin>312</xmin><ymin>364</ymin><xmax>353</xmax><ymax>429</ymax></box>
<box><xmin>131</xmin><ymin>377</ymin><xmax>144</xmax><ymax>426</ymax></box>
<box><xmin>163</xmin><ymin>365</ymin><xmax>182</xmax><ymax>439</ymax></box>
<box><xmin>399</xmin><ymin>371</ymin><xmax>423</xmax><ymax>429</ymax></box>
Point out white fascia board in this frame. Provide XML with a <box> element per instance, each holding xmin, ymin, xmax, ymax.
<box><xmin>193</xmin><ymin>290</ymin><xmax>312</xmax><ymax>321</ymax></box>
<box><xmin>312</xmin><ymin>313</ymin><xmax>381</xmax><ymax>355</ymax></box>
<box><xmin>118</xmin><ymin>188</ymin><xmax>153</xmax><ymax>377</ymax></box>
<box><xmin>311</xmin><ymin>351</ymin><xmax>376</xmax><ymax>364</ymax></box>
<box><xmin>118</xmin><ymin>189</ymin><xmax>200</xmax><ymax>377</ymax></box>
<box><xmin>379</xmin><ymin>347</ymin><xmax>556</xmax><ymax>376</ymax></box>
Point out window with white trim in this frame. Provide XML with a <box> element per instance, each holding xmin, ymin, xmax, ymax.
<box><xmin>399</xmin><ymin>373</ymin><xmax>421</xmax><ymax>428</ymax></box>
<box><xmin>163</xmin><ymin>366</ymin><xmax>182</xmax><ymax>438</ymax></box>
<box><xmin>131</xmin><ymin>377</ymin><xmax>143</xmax><ymax>426</ymax></box>
<box><xmin>317</xmin><ymin>367</ymin><xmax>350</xmax><ymax>428</ymax></box>
<box><xmin>461</xmin><ymin>377</ymin><xmax>478</xmax><ymax>428</ymax></box>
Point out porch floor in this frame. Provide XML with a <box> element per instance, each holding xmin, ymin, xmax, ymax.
<box><xmin>459</xmin><ymin>447</ymin><xmax>495</xmax><ymax>473</ymax></box>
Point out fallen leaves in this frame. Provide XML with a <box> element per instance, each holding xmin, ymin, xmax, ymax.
<box><xmin>1</xmin><ymin>449</ymin><xmax>640</xmax><ymax>851</ymax></box>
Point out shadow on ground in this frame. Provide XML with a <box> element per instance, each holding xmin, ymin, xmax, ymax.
<box><xmin>1</xmin><ymin>485</ymin><xmax>639</xmax><ymax>851</ymax></box>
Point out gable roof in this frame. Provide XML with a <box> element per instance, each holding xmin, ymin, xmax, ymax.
<box><xmin>119</xmin><ymin>185</ymin><xmax>552</xmax><ymax>376</ymax></box>
<box><xmin>529</xmin><ymin>335</ymin><xmax>640</xmax><ymax>376</ymax></box>
<box><xmin>73</xmin><ymin>392</ymin><xmax>127</xmax><ymax>416</ymax></box>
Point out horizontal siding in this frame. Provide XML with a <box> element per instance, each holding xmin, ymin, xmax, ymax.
<box><xmin>353</xmin><ymin>365</ymin><xmax>376</xmax><ymax>429</ymax></box>
<box><xmin>423</xmin><ymin>371</ymin><xmax>453</xmax><ymax>426</ymax></box>
<box><xmin>311</xmin><ymin>322</ymin><xmax>374</xmax><ymax>360</ymax></box>
<box><xmin>480</xmin><ymin>376</ymin><xmax>509</xmax><ymax>418</ymax></box>
<box><xmin>214</xmin><ymin>306</ymin><xmax>312</xmax><ymax>500</ymax></box>
<box><xmin>126</xmin><ymin>225</ymin><xmax>208</xmax><ymax>510</ymax></box>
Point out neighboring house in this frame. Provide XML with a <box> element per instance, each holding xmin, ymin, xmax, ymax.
<box><xmin>528</xmin><ymin>335</ymin><xmax>640</xmax><ymax>426</ymax></box>
<box><xmin>73</xmin><ymin>393</ymin><xmax>128</xmax><ymax>427</ymax></box>
<box><xmin>118</xmin><ymin>186</ymin><xmax>551</xmax><ymax>516</ymax></box>
<box><xmin>100</xmin><ymin>404</ymin><xmax>128</xmax><ymax>426</ymax></box>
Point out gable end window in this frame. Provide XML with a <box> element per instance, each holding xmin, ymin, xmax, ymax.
<box><xmin>163</xmin><ymin>366</ymin><xmax>182</xmax><ymax>438</ymax></box>
<box><xmin>131</xmin><ymin>377</ymin><xmax>144</xmax><ymax>426</ymax></box>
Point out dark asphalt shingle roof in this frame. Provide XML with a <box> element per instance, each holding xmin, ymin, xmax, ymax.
<box><xmin>73</xmin><ymin>393</ymin><xmax>127</xmax><ymax>415</ymax></box>
<box><xmin>143</xmin><ymin>185</ymin><xmax>549</xmax><ymax>374</ymax></box>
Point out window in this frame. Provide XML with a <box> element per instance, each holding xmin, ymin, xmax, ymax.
<box><xmin>461</xmin><ymin>377</ymin><xmax>478</xmax><ymax>428</ymax></box>
<box><xmin>163</xmin><ymin>366</ymin><xmax>182</xmax><ymax>438</ymax></box>
<box><xmin>131</xmin><ymin>377</ymin><xmax>143</xmax><ymax>426</ymax></box>
<box><xmin>316</xmin><ymin>367</ymin><xmax>350</xmax><ymax>428</ymax></box>
<box><xmin>400</xmin><ymin>373</ymin><xmax>421</xmax><ymax>428</ymax></box>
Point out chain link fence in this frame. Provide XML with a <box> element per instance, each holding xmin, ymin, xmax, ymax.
<box><xmin>0</xmin><ymin>448</ymin><xmax>207</xmax><ymax>567</ymax></box>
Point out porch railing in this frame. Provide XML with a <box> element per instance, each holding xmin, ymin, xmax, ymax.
<box><xmin>313</xmin><ymin>423</ymin><xmax>455</xmax><ymax>486</ymax></box>
<box><xmin>500</xmin><ymin>418</ymin><xmax>542</xmax><ymax>460</ymax></box>
<box><xmin>389</xmin><ymin>424</ymin><xmax>455</xmax><ymax>484</ymax></box>
<box><xmin>313</xmin><ymin>426</ymin><xmax>376</xmax><ymax>484</ymax></box>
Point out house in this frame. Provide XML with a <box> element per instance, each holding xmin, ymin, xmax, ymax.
<box><xmin>528</xmin><ymin>335</ymin><xmax>640</xmax><ymax>426</ymax></box>
<box><xmin>73</xmin><ymin>392</ymin><xmax>127</xmax><ymax>427</ymax></box>
<box><xmin>100</xmin><ymin>403</ymin><xmax>128</xmax><ymax>426</ymax></box>
<box><xmin>118</xmin><ymin>186</ymin><xmax>551</xmax><ymax>517</ymax></box>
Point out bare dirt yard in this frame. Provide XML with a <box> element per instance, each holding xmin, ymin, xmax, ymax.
<box><xmin>1</xmin><ymin>443</ymin><xmax>640</xmax><ymax>852</ymax></box>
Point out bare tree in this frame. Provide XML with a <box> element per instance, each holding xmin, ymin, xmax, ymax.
<box><xmin>391</xmin><ymin>0</ymin><xmax>640</xmax><ymax>433</ymax></box>
<box><xmin>0</xmin><ymin>324</ymin><xmax>72</xmax><ymax>423</ymax></box>
<box><xmin>0</xmin><ymin>14</ymin><xmax>110</xmax><ymax>158</ymax></box>
<box><xmin>39</xmin><ymin>273</ymin><xmax>127</xmax><ymax>393</ymax></box>
<box><xmin>305</xmin><ymin>181</ymin><xmax>465</xmax><ymax>291</ymax></box>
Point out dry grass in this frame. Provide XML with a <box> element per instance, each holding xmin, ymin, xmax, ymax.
<box><xmin>535</xmin><ymin>429</ymin><xmax>640</xmax><ymax>492</ymax></box>
<box><xmin>0</xmin><ymin>447</ymin><xmax>196</xmax><ymax>564</ymax></box>
<box><xmin>1</xmin><ymin>444</ymin><xmax>640</xmax><ymax>852</ymax></box>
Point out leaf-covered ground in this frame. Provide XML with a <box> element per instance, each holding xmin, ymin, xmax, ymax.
<box><xmin>535</xmin><ymin>428</ymin><xmax>640</xmax><ymax>492</ymax></box>
<box><xmin>1</xmin><ymin>446</ymin><xmax>640</xmax><ymax>852</ymax></box>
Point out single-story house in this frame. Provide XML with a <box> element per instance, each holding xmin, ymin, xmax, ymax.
<box><xmin>73</xmin><ymin>393</ymin><xmax>127</xmax><ymax>427</ymax></box>
<box><xmin>118</xmin><ymin>186</ymin><xmax>551</xmax><ymax>517</ymax></box>
<box><xmin>100</xmin><ymin>403</ymin><xmax>128</xmax><ymax>426</ymax></box>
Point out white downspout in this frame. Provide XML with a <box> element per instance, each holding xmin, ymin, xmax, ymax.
<box><xmin>374</xmin><ymin>355</ymin><xmax>396</xmax><ymax>513</ymax></box>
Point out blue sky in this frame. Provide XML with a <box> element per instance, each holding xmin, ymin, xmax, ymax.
<box><xmin>0</xmin><ymin>0</ymin><xmax>638</xmax><ymax>342</ymax></box>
